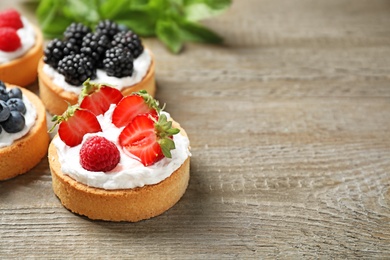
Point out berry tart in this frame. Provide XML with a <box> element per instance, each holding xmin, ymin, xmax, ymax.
<box><xmin>48</xmin><ymin>82</ymin><xmax>190</xmax><ymax>222</ymax></box>
<box><xmin>38</xmin><ymin>20</ymin><xmax>156</xmax><ymax>115</ymax></box>
<box><xmin>0</xmin><ymin>9</ymin><xmax>43</xmax><ymax>87</ymax></box>
<box><xmin>0</xmin><ymin>80</ymin><xmax>49</xmax><ymax>180</ymax></box>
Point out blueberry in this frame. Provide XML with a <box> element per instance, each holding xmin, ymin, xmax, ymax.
<box><xmin>1</xmin><ymin>110</ymin><xmax>25</xmax><ymax>133</ymax></box>
<box><xmin>8</xmin><ymin>88</ymin><xmax>23</xmax><ymax>99</ymax></box>
<box><xmin>7</xmin><ymin>98</ymin><xmax>26</xmax><ymax>114</ymax></box>
<box><xmin>0</xmin><ymin>100</ymin><xmax>10</xmax><ymax>122</ymax></box>
<box><xmin>0</xmin><ymin>88</ymin><xmax>9</xmax><ymax>101</ymax></box>
<box><xmin>0</xmin><ymin>81</ymin><xmax>6</xmax><ymax>90</ymax></box>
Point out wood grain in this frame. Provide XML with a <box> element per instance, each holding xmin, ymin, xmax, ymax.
<box><xmin>1</xmin><ymin>0</ymin><xmax>390</xmax><ymax>258</ymax></box>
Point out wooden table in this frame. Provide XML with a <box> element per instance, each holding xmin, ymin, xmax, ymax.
<box><xmin>1</xmin><ymin>0</ymin><xmax>389</xmax><ymax>258</ymax></box>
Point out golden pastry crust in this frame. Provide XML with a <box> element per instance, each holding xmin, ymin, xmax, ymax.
<box><xmin>0</xmin><ymin>85</ymin><xmax>50</xmax><ymax>180</ymax></box>
<box><xmin>38</xmin><ymin>49</ymin><xmax>156</xmax><ymax>115</ymax></box>
<box><xmin>48</xmin><ymin>122</ymin><xmax>190</xmax><ymax>222</ymax></box>
<box><xmin>0</xmin><ymin>25</ymin><xmax>43</xmax><ymax>87</ymax></box>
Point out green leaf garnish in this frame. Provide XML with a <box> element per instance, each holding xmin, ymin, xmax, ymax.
<box><xmin>156</xmin><ymin>19</ymin><xmax>183</xmax><ymax>53</ymax></box>
<box><xmin>35</xmin><ymin>0</ymin><xmax>232</xmax><ymax>53</ymax></box>
<box><xmin>184</xmin><ymin>0</ymin><xmax>232</xmax><ymax>21</ymax></box>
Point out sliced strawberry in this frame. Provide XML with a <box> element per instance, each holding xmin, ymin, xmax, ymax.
<box><xmin>119</xmin><ymin>114</ymin><xmax>180</xmax><ymax>166</ymax></box>
<box><xmin>0</xmin><ymin>27</ymin><xmax>21</xmax><ymax>52</ymax></box>
<box><xmin>0</xmin><ymin>9</ymin><xmax>23</xmax><ymax>30</ymax></box>
<box><xmin>112</xmin><ymin>90</ymin><xmax>159</xmax><ymax>128</ymax></box>
<box><xmin>79</xmin><ymin>81</ymin><xmax>123</xmax><ymax>116</ymax></box>
<box><xmin>51</xmin><ymin>105</ymin><xmax>102</xmax><ymax>147</ymax></box>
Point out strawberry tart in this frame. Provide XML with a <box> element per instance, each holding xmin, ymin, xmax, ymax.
<box><xmin>48</xmin><ymin>82</ymin><xmax>190</xmax><ymax>222</ymax></box>
<box><xmin>0</xmin><ymin>80</ymin><xmax>50</xmax><ymax>180</ymax></box>
<box><xmin>0</xmin><ymin>9</ymin><xmax>43</xmax><ymax>87</ymax></box>
<box><xmin>38</xmin><ymin>20</ymin><xmax>155</xmax><ymax>115</ymax></box>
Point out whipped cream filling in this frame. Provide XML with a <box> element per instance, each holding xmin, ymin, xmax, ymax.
<box><xmin>53</xmin><ymin>105</ymin><xmax>191</xmax><ymax>190</ymax></box>
<box><xmin>0</xmin><ymin>94</ymin><xmax>37</xmax><ymax>148</ymax></box>
<box><xmin>42</xmin><ymin>49</ymin><xmax>152</xmax><ymax>94</ymax></box>
<box><xmin>0</xmin><ymin>17</ymin><xmax>36</xmax><ymax>64</ymax></box>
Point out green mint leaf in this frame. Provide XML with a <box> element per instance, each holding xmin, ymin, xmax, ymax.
<box><xmin>131</xmin><ymin>0</ymin><xmax>150</xmax><ymax>6</ymax></box>
<box><xmin>177</xmin><ymin>18</ymin><xmax>223</xmax><ymax>44</ymax></box>
<box><xmin>115</xmin><ymin>8</ymin><xmax>157</xmax><ymax>36</ymax></box>
<box><xmin>184</xmin><ymin>0</ymin><xmax>231</xmax><ymax>21</ymax></box>
<box><xmin>36</xmin><ymin>0</ymin><xmax>231</xmax><ymax>53</ymax></box>
<box><xmin>36</xmin><ymin>0</ymin><xmax>73</xmax><ymax>38</ymax></box>
<box><xmin>156</xmin><ymin>19</ymin><xmax>183</xmax><ymax>53</ymax></box>
<box><xmin>63</xmin><ymin>0</ymin><xmax>100</xmax><ymax>25</ymax></box>
<box><xmin>100</xmin><ymin>0</ymin><xmax>132</xmax><ymax>19</ymax></box>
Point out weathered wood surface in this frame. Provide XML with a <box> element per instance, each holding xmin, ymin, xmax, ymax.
<box><xmin>1</xmin><ymin>0</ymin><xmax>390</xmax><ymax>258</ymax></box>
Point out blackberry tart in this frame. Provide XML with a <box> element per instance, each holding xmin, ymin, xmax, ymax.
<box><xmin>0</xmin><ymin>9</ymin><xmax>43</xmax><ymax>87</ymax></box>
<box><xmin>38</xmin><ymin>20</ymin><xmax>155</xmax><ymax>115</ymax></box>
<box><xmin>0</xmin><ymin>81</ymin><xmax>50</xmax><ymax>180</ymax></box>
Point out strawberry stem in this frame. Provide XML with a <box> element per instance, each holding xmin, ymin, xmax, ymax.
<box><xmin>136</xmin><ymin>90</ymin><xmax>161</xmax><ymax>114</ymax></box>
<box><xmin>48</xmin><ymin>103</ymin><xmax>79</xmax><ymax>133</ymax></box>
<box><xmin>155</xmin><ymin>114</ymin><xmax>180</xmax><ymax>158</ymax></box>
<box><xmin>79</xmin><ymin>79</ymin><xmax>99</xmax><ymax>102</ymax></box>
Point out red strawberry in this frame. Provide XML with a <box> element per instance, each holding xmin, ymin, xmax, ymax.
<box><xmin>118</xmin><ymin>114</ymin><xmax>180</xmax><ymax>166</ymax></box>
<box><xmin>79</xmin><ymin>81</ymin><xmax>123</xmax><ymax>116</ymax></box>
<box><xmin>51</xmin><ymin>105</ymin><xmax>102</xmax><ymax>147</ymax></box>
<box><xmin>80</xmin><ymin>136</ymin><xmax>120</xmax><ymax>172</ymax></box>
<box><xmin>0</xmin><ymin>9</ymin><xmax>23</xmax><ymax>30</ymax></box>
<box><xmin>0</xmin><ymin>27</ymin><xmax>21</xmax><ymax>52</ymax></box>
<box><xmin>112</xmin><ymin>90</ymin><xmax>159</xmax><ymax>128</ymax></box>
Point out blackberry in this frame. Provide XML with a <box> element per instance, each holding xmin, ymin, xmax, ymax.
<box><xmin>43</xmin><ymin>39</ymin><xmax>79</xmax><ymax>68</ymax></box>
<box><xmin>80</xmin><ymin>32</ymin><xmax>110</xmax><ymax>68</ymax></box>
<box><xmin>95</xmin><ymin>20</ymin><xmax>120</xmax><ymax>40</ymax></box>
<box><xmin>58</xmin><ymin>54</ymin><xmax>96</xmax><ymax>86</ymax></box>
<box><xmin>102</xmin><ymin>47</ymin><xmax>133</xmax><ymax>78</ymax></box>
<box><xmin>111</xmin><ymin>31</ymin><xmax>144</xmax><ymax>58</ymax></box>
<box><xmin>63</xmin><ymin>22</ymin><xmax>91</xmax><ymax>47</ymax></box>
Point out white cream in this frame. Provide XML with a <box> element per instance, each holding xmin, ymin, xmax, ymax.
<box><xmin>0</xmin><ymin>17</ymin><xmax>36</xmax><ymax>64</ymax></box>
<box><xmin>42</xmin><ymin>49</ymin><xmax>152</xmax><ymax>94</ymax></box>
<box><xmin>0</xmin><ymin>95</ymin><xmax>37</xmax><ymax>148</ymax></box>
<box><xmin>53</xmin><ymin>106</ymin><xmax>191</xmax><ymax>190</ymax></box>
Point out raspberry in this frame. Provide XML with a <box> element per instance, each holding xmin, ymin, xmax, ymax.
<box><xmin>0</xmin><ymin>9</ymin><xmax>23</xmax><ymax>30</ymax></box>
<box><xmin>0</xmin><ymin>27</ymin><xmax>21</xmax><ymax>52</ymax></box>
<box><xmin>80</xmin><ymin>136</ymin><xmax>120</xmax><ymax>172</ymax></box>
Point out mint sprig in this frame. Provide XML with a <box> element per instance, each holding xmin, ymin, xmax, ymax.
<box><xmin>35</xmin><ymin>0</ymin><xmax>231</xmax><ymax>53</ymax></box>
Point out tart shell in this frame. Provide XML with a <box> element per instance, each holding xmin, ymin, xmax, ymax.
<box><xmin>38</xmin><ymin>50</ymin><xmax>156</xmax><ymax>115</ymax></box>
<box><xmin>0</xmin><ymin>85</ymin><xmax>50</xmax><ymax>180</ymax></box>
<box><xmin>0</xmin><ymin>25</ymin><xmax>43</xmax><ymax>87</ymax></box>
<box><xmin>48</xmin><ymin>122</ymin><xmax>190</xmax><ymax>222</ymax></box>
